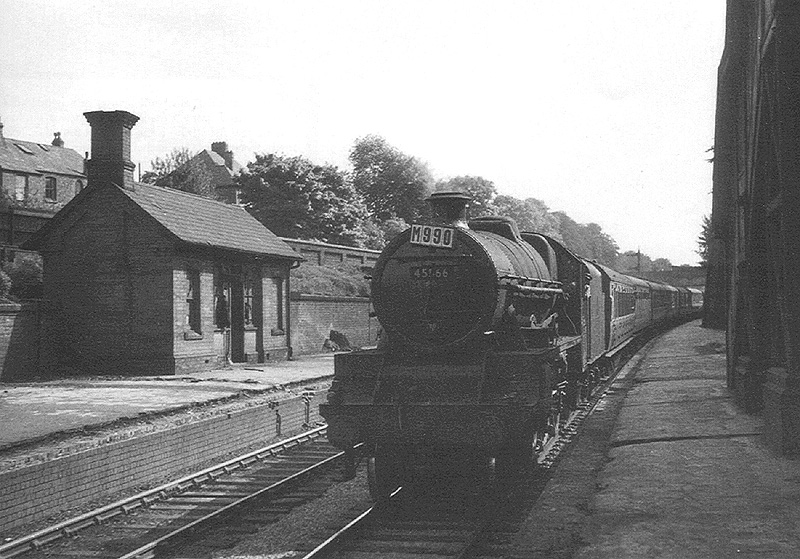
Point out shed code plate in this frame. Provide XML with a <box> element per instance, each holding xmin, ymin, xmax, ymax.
<box><xmin>410</xmin><ymin>224</ymin><xmax>454</xmax><ymax>249</ymax></box>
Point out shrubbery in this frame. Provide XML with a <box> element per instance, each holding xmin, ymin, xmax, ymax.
<box><xmin>2</xmin><ymin>253</ymin><xmax>43</xmax><ymax>300</ymax></box>
<box><xmin>290</xmin><ymin>263</ymin><xmax>370</xmax><ymax>297</ymax></box>
<box><xmin>0</xmin><ymin>270</ymin><xmax>11</xmax><ymax>300</ymax></box>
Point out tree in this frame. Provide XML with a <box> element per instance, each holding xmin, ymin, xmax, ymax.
<box><xmin>141</xmin><ymin>147</ymin><xmax>213</xmax><ymax>197</ymax></box>
<box><xmin>237</xmin><ymin>153</ymin><xmax>369</xmax><ymax>247</ymax></box>
<box><xmin>493</xmin><ymin>195</ymin><xmax>561</xmax><ymax>237</ymax></box>
<box><xmin>697</xmin><ymin>214</ymin><xmax>712</xmax><ymax>265</ymax></box>
<box><xmin>434</xmin><ymin>176</ymin><xmax>497</xmax><ymax>218</ymax></box>
<box><xmin>350</xmin><ymin>135</ymin><xmax>433</xmax><ymax>223</ymax></box>
<box><xmin>552</xmin><ymin>212</ymin><xmax>618</xmax><ymax>266</ymax></box>
<box><xmin>583</xmin><ymin>222</ymin><xmax>619</xmax><ymax>267</ymax></box>
<box><xmin>652</xmin><ymin>258</ymin><xmax>673</xmax><ymax>272</ymax></box>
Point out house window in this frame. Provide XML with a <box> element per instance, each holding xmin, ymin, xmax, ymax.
<box><xmin>75</xmin><ymin>179</ymin><xmax>84</xmax><ymax>194</ymax></box>
<box><xmin>14</xmin><ymin>175</ymin><xmax>28</xmax><ymax>202</ymax></box>
<box><xmin>45</xmin><ymin>177</ymin><xmax>57</xmax><ymax>201</ymax></box>
<box><xmin>186</xmin><ymin>270</ymin><xmax>201</xmax><ymax>335</ymax></box>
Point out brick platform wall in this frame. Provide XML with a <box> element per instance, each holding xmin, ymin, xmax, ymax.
<box><xmin>290</xmin><ymin>295</ymin><xmax>380</xmax><ymax>355</ymax></box>
<box><xmin>0</xmin><ymin>391</ymin><xmax>326</xmax><ymax>534</ymax></box>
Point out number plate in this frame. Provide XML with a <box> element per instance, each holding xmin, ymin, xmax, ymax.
<box><xmin>411</xmin><ymin>265</ymin><xmax>457</xmax><ymax>282</ymax></box>
<box><xmin>410</xmin><ymin>224</ymin><xmax>454</xmax><ymax>249</ymax></box>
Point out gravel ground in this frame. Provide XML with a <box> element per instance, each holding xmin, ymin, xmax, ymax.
<box><xmin>213</xmin><ymin>469</ymin><xmax>372</xmax><ymax>559</ymax></box>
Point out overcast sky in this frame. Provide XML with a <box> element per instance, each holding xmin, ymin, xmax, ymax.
<box><xmin>1</xmin><ymin>1</ymin><xmax>725</xmax><ymax>265</ymax></box>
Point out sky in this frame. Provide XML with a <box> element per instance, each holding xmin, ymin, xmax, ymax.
<box><xmin>0</xmin><ymin>1</ymin><xmax>726</xmax><ymax>266</ymax></box>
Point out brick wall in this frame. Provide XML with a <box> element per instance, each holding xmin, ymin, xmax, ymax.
<box><xmin>281</xmin><ymin>238</ymin><xmax>380</xmax><ymax>268</ymax></box>
<box><xmin>0</xmin><ymin>390</ymin><xmax>327</xmax><ymax>534</ymax></box>
<box><xmin>290</xmin><ymin>294</ymin><xmax>379</xmax><ymax>355</ymax></box>
<box><xmin>0</xmin><ymin>301</ymin><xmax>41</xmax><ymax>381</ymax></box>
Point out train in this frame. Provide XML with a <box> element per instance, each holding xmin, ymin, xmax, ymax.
<box><xmin>319</xmin><ymin>191</ymin><xmax>703</xmax><ymax>499</ymax></box>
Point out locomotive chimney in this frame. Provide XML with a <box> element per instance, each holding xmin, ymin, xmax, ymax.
<box><xmin>427</xmin><ymin>191</ymin><xmax>471</xmax><ymax>228</ymax></box>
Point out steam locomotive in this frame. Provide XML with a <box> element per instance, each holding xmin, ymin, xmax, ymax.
<box><xmin>319</xmin><ymin>192</ymin><xmax>702</xmax><ymax>499</ymax></box>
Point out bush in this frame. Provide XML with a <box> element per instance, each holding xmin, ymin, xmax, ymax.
<box><xmin>291</xmin><ymin>263</ymin><xmax>369</xmax><ymax>297</ymax></box>
<box><xmin>0</xmin><ymin>270</ymin><xmax>11</xmax><ymax>299</ymax></box>
<box><xmin>3</xmin><ymin>253</ymin><xmax>43</xmax><ymax>300</ymax></box>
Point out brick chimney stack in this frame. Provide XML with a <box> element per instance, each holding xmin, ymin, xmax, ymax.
<box><xmin>211</xmin><ymin>141</ymin><xmax>234</xmax><ymax>170</ymax></box>
<box><xmin>84</xmin><ymin>110</ymin><xmax>140</xmax><ymax>190</ymax></box>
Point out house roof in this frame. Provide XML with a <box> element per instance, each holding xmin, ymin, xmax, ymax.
<box><xmin>25</xmin><ymin>181</ymin><xmax>302</xmax><ymax>261</ymax></box>
<box><xmin>0</xmin><ymin>137</ymin><xmax>85</xmax><ymax>177</ymax></box>
<box><xmin>192</xmin><ymin>149</ymin><xmax>244</xmax><ymax>188</ymax></box>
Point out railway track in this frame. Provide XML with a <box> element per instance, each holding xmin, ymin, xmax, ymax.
<box><xmin>0</xmin><ymin>426</ymin><xmax>351</xmax><ymax>559</ymax></box>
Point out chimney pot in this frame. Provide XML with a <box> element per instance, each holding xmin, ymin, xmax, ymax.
<box><xmin>84</xmin><ymin>110</ymin><xmax>140</xmax><ymax>190</ymax></box>
<box><xmin>52</xmin><ymin>132</ymin><xmax>64</xmax><ymax>147</ymax></box>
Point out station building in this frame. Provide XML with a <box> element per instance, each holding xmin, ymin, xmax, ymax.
<box><xmin>24</xmin><ymin>111</ymin><xmax>302</xmax><ymax>376</ymax></box>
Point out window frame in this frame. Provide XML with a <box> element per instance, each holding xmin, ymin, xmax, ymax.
<box><xmin>185</xmin><ymin>269</ymin><xmax>202</xmax><ymax>338</ymax></box>
<box><xmin>45</xmin><ymin>176</ymin><xmax>57</xmax><ymax>202</ymax></box>
<box><xmin>14</xmin><ymin>174</ymin><xmax>28</xmax><ymax>202</ymax></box>
<box><xmin>271</xmin><ymin>276</ymin><xmax>285</xmax><ymax>336</ymax></box>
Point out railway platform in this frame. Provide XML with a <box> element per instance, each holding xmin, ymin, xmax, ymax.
<box><xmin>514</xmin><ymin>319</ymin><xmax>800</xmax><ymax>558</ymax></box>
<box><xmin>0</xmin><ymin>353</ymin><xmax>333</xmax><ymax>449</ymax></box>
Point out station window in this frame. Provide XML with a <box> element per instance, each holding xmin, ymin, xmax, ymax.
<box><xmin>45</xmin><ymin>177</ymin><xmax>57</xmax><ymax>201</ymax></box>
<box><xmin>244</xmin><ymin>275</ymin><xmax>255</xmax><ymax>327</ymax></box>
<box><xmin>186</xmin><ymin>270</ymin><xmax>201</xmax><ymax>335</ymax></box>
<box><xmin>274</xmin><ymin>277</ymin><xmax>284</xmax><ymax>333</ymax></box>
<box><xmin>75</xmin><ymin>179</ymin><xmax>84</xmax><ymax>195</ymax></box>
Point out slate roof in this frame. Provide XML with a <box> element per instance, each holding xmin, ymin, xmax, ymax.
<box><xmin>0</xmin><ymin>137</ymin><xmax>85</xmax><ymax>176</ymax></box>
<box><xmin>120</xmin><ymin>182</ymin><xmax>301</xmax><ymax>260</ymax></box>
<box><xmin>25</xmin><ymin>181</ymin><xmax>301</xmax><ymax>261</ymax></box>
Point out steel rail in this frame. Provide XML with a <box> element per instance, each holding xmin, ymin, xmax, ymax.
<box><xmin>117</xmin><ymin>438</ymin><xmax>353</xmax><ymax>559</ymax></box>
<box><xmin>301</xmin><ymin>486</ymin><xmax>402</xmax><ymax>559</ymax></box>
<box><xmin>0</xmin><ymin>425</ymin><xmax>330</xmax><ymax>559</ymax></box>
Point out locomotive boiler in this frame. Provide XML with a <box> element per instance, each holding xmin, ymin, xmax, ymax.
<box><xmin>320</xmin><ymin>192</ymin><xmax>579</xmax><ymax>499</ymax></box>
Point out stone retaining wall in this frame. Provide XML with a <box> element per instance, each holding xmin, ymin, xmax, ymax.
<box><xmin>290</xmin><ymin>294</ymin><xmax>379</xmax><ymax>356</ymax></box>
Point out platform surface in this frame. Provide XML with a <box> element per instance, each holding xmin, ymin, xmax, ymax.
<box><xmin>514</xmin><ymin>320</ymin><xmax>800</xmax><ymax>558</ymax></box>
<box><xmin>0</xmin><ymin>354</ymin><xmax>333</xmax><ymax>448</ymax></box>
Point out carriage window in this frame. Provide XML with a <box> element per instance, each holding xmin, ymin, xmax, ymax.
<box><xmin>615</xmin><ymin>290</ymin><xmax>636</xmax><ymax>317</ymax></box>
